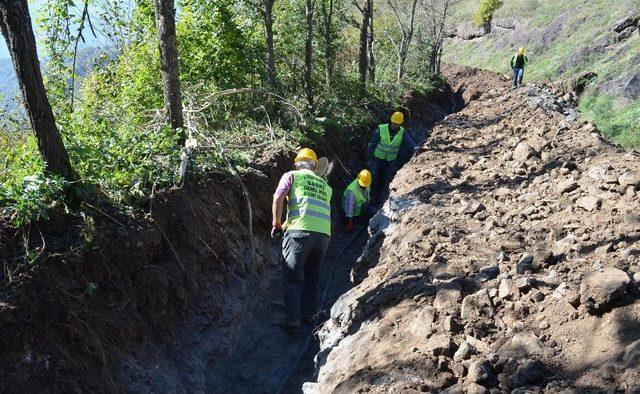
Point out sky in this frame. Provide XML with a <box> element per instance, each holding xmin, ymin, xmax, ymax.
<box><xmin>0</xmin><ymin>0</ymin><xmax>109</xmax><ymax>60</ymax></box>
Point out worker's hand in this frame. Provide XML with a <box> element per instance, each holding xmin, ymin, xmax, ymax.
<box><xmin>345</xmin><ymin>219</ymin><xmax>354</xmax><ymax>232</ymax></box>
<box><xmin>271</xmin><ymin>224</ymin><xmax>283</xmax><ymax>238</ymax></box>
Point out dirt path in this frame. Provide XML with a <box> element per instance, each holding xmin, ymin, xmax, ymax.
<box><xmin>205</xmin><ymin>223</ymin><xmax>369</xmax><ymax>393</ymax></box>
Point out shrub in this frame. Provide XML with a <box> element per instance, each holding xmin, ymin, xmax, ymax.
<box><xmin>474</xmin><ymin>0</ymin><xmax>503</xmax><ymax>27</ymax></box>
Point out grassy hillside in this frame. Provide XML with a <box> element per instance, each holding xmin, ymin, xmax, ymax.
<box><xmin>443</xmin><ymin>0</ymin><xmax>640</xmax><ymax>147</ymax></box>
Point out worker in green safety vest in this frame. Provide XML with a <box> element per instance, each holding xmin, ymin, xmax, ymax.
<box><xmin>342</xmin><ymin>169</ymin><xmax>372</xmax><ymax>231</ymax></box>
<box><xmin>367</xmin><ymin>111</ymin><xmax>421</xmax><ymax>203</ymax></box>
<box><xmin>271</xmin><ymin>148</ymin><xmax>332</xmax><ymax>334</ymax></box>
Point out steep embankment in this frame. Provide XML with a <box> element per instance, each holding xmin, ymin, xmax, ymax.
<box><xmin>444</xmin><ymin>0</ymin><xmax>639</xmax><ymax>145</ymax></box>
<box><xmin>0</xmin><ymin>151</ymin><xmax>290</xmax><ymax>392</ymax></box>
<box><xmin>0</xmin><ymin>77</ymin><xmax>458</xmax><ymax>392</ymax></box>
<box><xmin>308</xmin><ymin>67</ymin><xmax>640</xmax><ymax>392</ymax></box>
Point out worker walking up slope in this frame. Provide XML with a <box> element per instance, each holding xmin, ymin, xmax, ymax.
<box><xmin>511</xmin><ymin>47</ymin><xmax>529</xmax><ymax>88</ymax></box>
<box><xmin>271</xmin><ymin>148</ymin><xmax>332</xmax><ymax>334</ymax></box>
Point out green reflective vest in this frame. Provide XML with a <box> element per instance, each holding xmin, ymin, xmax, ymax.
<box><xmin>285</xmin><ymin>169</ymin><xmax>333</xmax><ymax>236</ymax></box>
<box><xmin>342</xmin><ymin>179</ymin><xmax>370</xmax><ymax>217</ymax></box>
<box><xmin>374</xmin><ymin>124</ymin><xmax>405</xmax><ymax>161</ymax></box>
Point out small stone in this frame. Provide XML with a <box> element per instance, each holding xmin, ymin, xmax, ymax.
<box><xmin>633</xmin><ymin>272</ymin><xmax>640</xmax><ymax>285</ymax></box>
<box><xmin>595</xmin><ymin>243</ymin><xmax>613</xmax><ymax>256</ymax></box>
<box><xmin>624</xmin><ymin>339</ymin><xmax>640</xmax><ymax>367</ymax></box>
<box><xmin>434</xmin><ymin>282</ymin><xmax>463</xmax><ymax>313</ymax></box>
<box><xmin>461</xmin><ymin>290</ymin><xmax>494</xmax><ymax>320</ymax></box>
<box><xmin>499</xmin><ymin>331</ymin><xmax>543</xmax><ymax>358</ymax></box>
<box><xmin>530</xmin><ymin>289</ymin><xmax>545</xmax><ymax>302</ymax></box>
<box><xmin>408</xmin><ymin>306</ymin><xmax>436</xmax><ymax>337</ymax></box>
<box><xmin>517</xmin><ymin>253</ymin><xmax>534</xmax><ymax>274</ymax></box>
<box><xmin>453</xmin><ymin>340</ymin><xmax>475</xmax><ymax>361</ymax></box>
<box><xmin>467</xmin><ymin>359</ymin><xmax>495</xmax><ymax>385</ymax></box>
<box><xmin>443</xmin><ymin>315</ymin><xmax>462</xmax><ymax>333</ymax></box>
<box><xmin>426</xmin><ymin>334</ymin><xmax>454</xmax><ymax>356</ymax></box>
<box><xmin>508</xmin><ymin>359</ymin><xmax>547</xmax><ymax>388</ymax></box>
<box><xmin>515</xmin><ymin>276</ymin><xmax>532</xmax><ymax>291</ymax></box>
<box><xmin>618</xmin><ymin>171</ymin><xmax>640</xmax><ymax>187</ymax></box>
<box><xmin>464</xmin><ymin>382</ymin><xmax>489</xmax><ymax>394</ymax></box>
<box><xmin>580</xmin><ymin>268</ymin><xmax>631</xmax><ymax>313</ymax></box>
<box><xmin>557</xmin><ymin>179</ymin><xmax>579</xmax><ymax>194</ymax></box>
<box><xmin>514</xmin><ymin>142</ymin><xmax>538</xmax><ymax>162</ymax></box>
<box><xmin>553</xmin><ymin>282</ymin><xmax>568</xmax><ymax>299</ymax></box>
<box><xmin>452</xmin><ymin>363</ymin><xmax>466</xmax><ymax>378</ymax></box>
<box><xmin>499</xmin><ymin>279</ymin><xmax>514</xmax><ymax>299</ymax></box>
<box><xmin>480</xmin><ymin>265</ymin><xmax>500</xmax><ymax>279</ymax></box>
<box><xmin>539</xmin><ymin>321</ymin><xmax>550</xmax><ymax>330</ymax></box>
<box><xmin>474</xmin><ymin>272</ymin><xmax>491</xmax><ymax>283</ymax></box>
<box><xmin>460</xmin><ymin>200</ymin><xmax>486</xmax><ymax>215</ymax></box>
<box><xmin>577</xmin><ymin>196</ymin><xmax>601</xmax><ymax>212</ymax></box>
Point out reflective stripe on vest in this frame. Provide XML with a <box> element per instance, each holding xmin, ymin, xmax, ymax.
<box><xmin>285</xmin><ymin>169</ymin><xmax>332</xmax><ymax>236</ymax></box>
<box><xmin>342</xmin><ymin>179</ymin><xmax>370</xmax><ymax>217</ymax></box>
<box><xmin>374</xmin><ymin>124</ymin><xmax>405</xmax><ymax>161</ymax></box>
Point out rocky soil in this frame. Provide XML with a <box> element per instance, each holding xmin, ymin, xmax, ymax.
<box><xmin>307</xmin><ymin>67</ymin><xmax>640</xmax><ymax>393</ymax></box>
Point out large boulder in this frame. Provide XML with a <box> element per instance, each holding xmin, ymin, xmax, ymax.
<box><xmin>580</xmin><ymin>268</ymin><xmax>631</xmax><ymax>313</ymax></box>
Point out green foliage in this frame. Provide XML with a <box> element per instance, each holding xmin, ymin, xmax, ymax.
<box><xmin>0</xmin><ymin>132</ymin><xmax>68</xmax><ymax>227</ymax></box>
<box><xmin>1</xmin><ymin>0</ymin><xmax>450</xmax><ymax>228</ymax></box>
<box><xmin>474</xmin><ymin>0</ymin><xmax>503</xmax><ymax>27</ymax></box>
<box><xmin>178</xmin><ymin>0</ymin><xmax>261</xmax><ymax>88</ymax></box>
<box><xmin>579</xmin><ymin>94</ymin><xmax>640</xmax><ymax>148</ymax></box>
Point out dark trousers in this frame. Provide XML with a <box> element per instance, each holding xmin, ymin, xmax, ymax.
<box><xmin>512</xmin><ymin>67</ymin><xmax>524</xmax><ymax>87</ymax></box>
<box><xmin>370</xmin><ymin>158</ymin><xmax>398</xmax><ymax>202</ymax></box>
<box><xmin>282</xmin><ymin>230</ymin><xmax>330</xmax><ymax>325</ymax></box>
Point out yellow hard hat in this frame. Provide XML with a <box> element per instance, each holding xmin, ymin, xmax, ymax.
<box><xmin>357</xmin><ymin>169</ymin><xmax>372</xmax><ymax>188</ymax></box>
<box><xmin>390</xmin><ymin>111</ymin><xmax>404</xmax><ymax>125</ymax></box>
<box><xmin>294</xmin><ymin>148</ymin><xmax>317</xmax><ymax>164</ymax></box>
<box><xmin>518</xmin><ymin>47</ymin><xmax>525</xmax><ymax>54</ymax></box>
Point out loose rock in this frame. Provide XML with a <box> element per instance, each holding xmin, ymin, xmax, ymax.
<box><xmin>580</xmin><ymin>268</ymin><xmax>631</xmax><ymax>312</ymax></box>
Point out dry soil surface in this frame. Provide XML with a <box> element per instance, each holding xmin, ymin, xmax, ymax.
<box><xmin>307</xmin><ymin>68</ymin><xmax>640</xmax><ymax>393</ymax></box>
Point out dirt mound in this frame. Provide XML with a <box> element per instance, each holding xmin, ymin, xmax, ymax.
<box><xmin>309</xmin><ymin>70</ymin><xmax>640</xmax><ymax>392</ymax></box>
<box><xmin>0</xmin><ymin>150</ymin><xmax>292</xmax><ymax>392</ymax></box>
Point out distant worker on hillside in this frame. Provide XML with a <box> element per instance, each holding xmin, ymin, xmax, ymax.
<box><xmin>342</xmin><ymin>169</ymin><xmax>372</xmax><ymax>231</ymax></box>
<box><xmin>271</xmin><ymin>148</ymin><xmax>332</xmax><ymax>334</ymax></box>
<box><xmin>367</xmin><ymin>111</ymin><xmax>419</xmax><ymax>203</ymax></box>
<box><xmin>511</xmin><ymin>47</ymin><xmax>529</xmax><ymax>88</ymax></box>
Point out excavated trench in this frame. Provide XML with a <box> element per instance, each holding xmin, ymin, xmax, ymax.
<box><xmin>202</xmin><ymin>74</ymin><xmax>470</xmax><ymax>394</ymax></box>
<box><xmin>0</xmin><ymin>68</ymin><xmax>472</xmax><ymax>393</ymax></box>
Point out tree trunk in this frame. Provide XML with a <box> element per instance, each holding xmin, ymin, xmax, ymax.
<box><xmin>366</xmin><ymin>0</ymin><xmax>375</xmax><ymax>83</ymax></box>
<box><xmin>304</xmin><ymin>0</ymin><xmax>314</xmax><ymax>106</ymax></box>
<box><xmin>397</xmin><ymin>0</ymin><xmax>418</xmax><ymax>81</ymax></box>
<box><xmin>357</xmin><ymin>1</ymin><xmax>370</xmax><ymax>87</ymax></box>
<box><xmin>154</xmin><ymin>0</ymin><xmax>184</xmax><ymax>141</ymax></box>
<box><xmin>262</xmin><ymin>0</ymin><xmax>277</xmax><ymax>90</ymax></box>
<box><xmin>320</xmin><ymin>0</ymin><xmax>334</xmax><ymax>88</ymax></box>
<box><xmin>0</xmin><ymin>0</ymin><xmax>73</xmax><ymax>180</ymax></box>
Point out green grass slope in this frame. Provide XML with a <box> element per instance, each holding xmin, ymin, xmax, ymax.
<box><xmin>443</xmin><ymin>0</ymin><xmax>640</xmax><ymax>147</ymax></box>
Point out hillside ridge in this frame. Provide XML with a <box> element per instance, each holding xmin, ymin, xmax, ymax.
<box><xmin>307</xmin><ymin>66</ymin><xmax>640</xmax><ymax>393</ymax></box>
